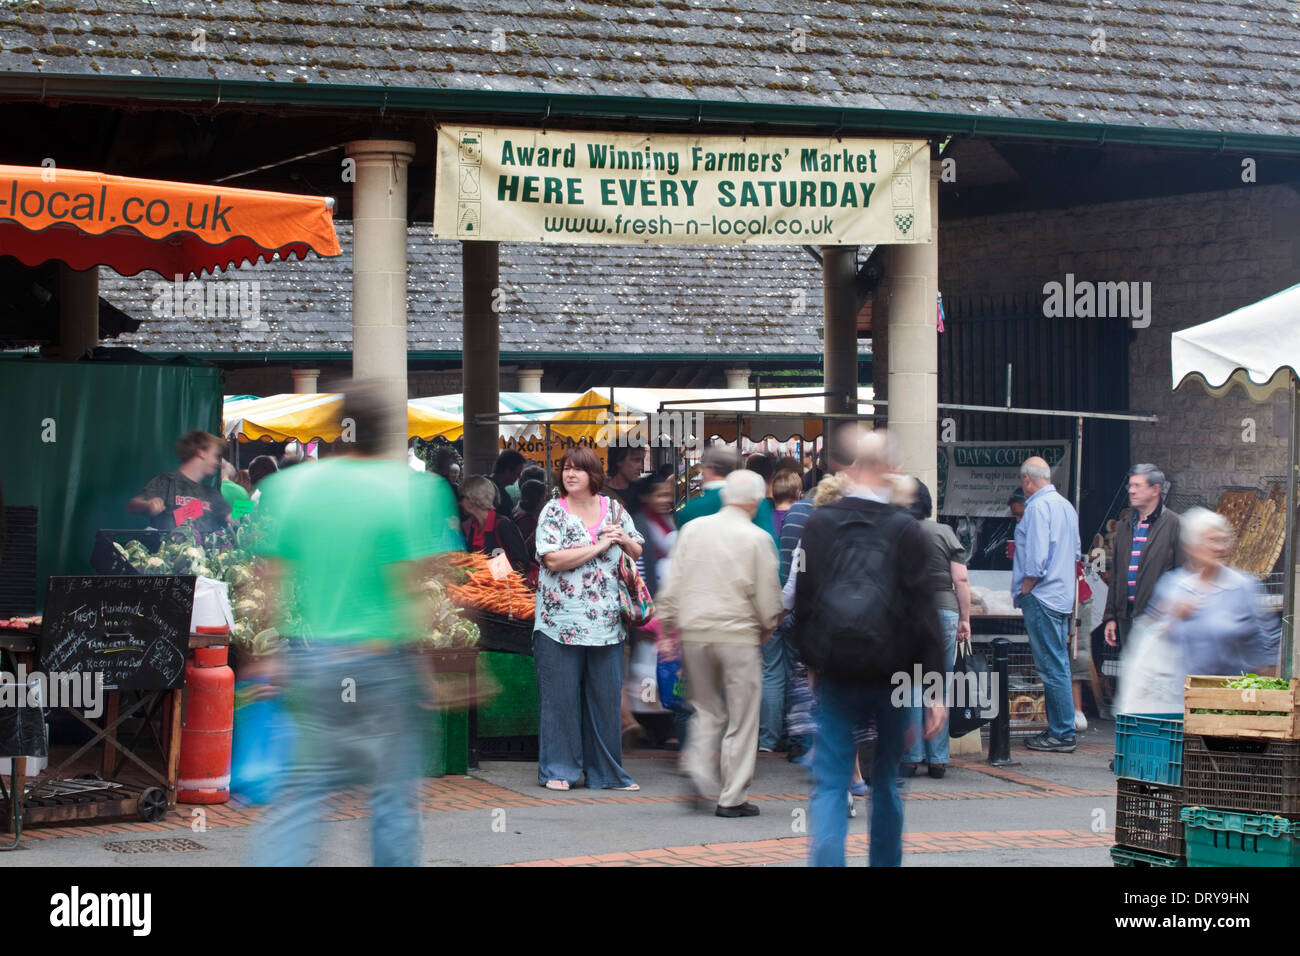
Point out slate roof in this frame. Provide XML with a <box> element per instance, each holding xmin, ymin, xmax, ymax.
<box><xmin>2</xmin><ymin>1</ymin><xmax>1299</xmax><ymax>137</ymax></box>
<box><xmin>100</xmin><ymin>222</ymin><xmax>841</xmax><ymax>356</ymax></box>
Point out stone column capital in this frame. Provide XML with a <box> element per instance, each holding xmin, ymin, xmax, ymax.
<box><xmin>344</xmin><ymin>140</ymin><xmax>417</xmax><ymax>165</ymax></box>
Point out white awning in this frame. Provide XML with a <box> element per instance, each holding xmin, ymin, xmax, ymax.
<box><xmin>1171</xmin><ymin>282</ymin><xmax>1300</xmax><ymax>400</ymax></box>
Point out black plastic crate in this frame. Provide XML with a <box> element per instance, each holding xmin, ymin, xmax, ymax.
<box><xmin>1115</xmin><ymin>778</ymin><xmax>1185</xmax><ymax>860</ymax></box>
<box><xmin>473</xmin><ymin>610</ymin><xmax>535</xmax><ymax>656</ymax></box>
<box><xmin>90</xmin><ymin>529</ymin><xmax>164</xmax><ymax>575</ymax></box>
<box><xmin>1182</xmin><ymin>734</ymin><xmax>1300</xmax><ymax>818</ymax></box>
<box><xmin>0</xmin><ymin>506</ymin><xmax>38</xmax><ymax>617</ymax></box>
<box><xmin>479</xmin><ymin>734</ymin><xmax>539</xmax><ymax>762</ymax></box>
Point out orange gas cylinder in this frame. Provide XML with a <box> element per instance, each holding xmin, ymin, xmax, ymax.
<box><xmin>177</xmin><ymin>640</ymin><xmax>235</xmax><ymax>805</ymax></box>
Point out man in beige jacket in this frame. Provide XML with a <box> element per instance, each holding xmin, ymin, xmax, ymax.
<box><xmin>657</xmin><ymin>469</ymin><xmax>784</xmax><ymax>817</ymax></box>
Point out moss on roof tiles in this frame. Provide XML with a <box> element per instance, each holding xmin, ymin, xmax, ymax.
<box><xmin>10</xmin><ymin>0</ymin><xmax>1300</xmax><ymax>138</ymax></box>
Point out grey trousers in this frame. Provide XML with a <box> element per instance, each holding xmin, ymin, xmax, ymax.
<box><xmin>682</xmin><ymin>641</ymin><xmax>762</xmax><ymax>809</ymax></box>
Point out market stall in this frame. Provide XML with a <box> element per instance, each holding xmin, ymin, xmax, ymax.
<box><xmin>222</xmin><ymin>391</ymin><xmax>585</xmax><ymax>468</ymax></box>
<box><xmin>0</xmin><ymin>164</ymin><xmax>341</xmax><ymax>840</ymax></box>
<box><xmin>1</xmin><ymin>576</ymin><xmax>231</xmax><ymax>842</ymax></box>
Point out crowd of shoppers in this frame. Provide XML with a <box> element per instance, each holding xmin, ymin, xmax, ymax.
<box><xmin>219</xmin><ymin>398</ymin><xmax>1276</xmax><ymax>870</ymax></box>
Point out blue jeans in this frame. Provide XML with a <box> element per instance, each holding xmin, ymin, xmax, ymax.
<box><xmin>904</xmin><ymin>608</ymin><xmax>959</xmax><ymax>765</ymax></box>
<box><xmin>1021</xmin><ymin>592</ymin><xmax>1075</xmax><ymax>740</ymax></box>
<box><xmin>252</xmin><ymin>643</ymin><xmax>425</xmax><ymax>867</ymax></box>
<box><xmin>534</xmin><ymin>634</ymin><xmax>635</xmax><ymax>788</ymax></box>
<box><xmin>759</xmin><ymin>626</ymin><xmax>792</xmax><ymax>749</ymax></box>
<box><xmin>810</xmin><ymin>680</ymin><xmax>908</xmax><ymax>867</ymax></box>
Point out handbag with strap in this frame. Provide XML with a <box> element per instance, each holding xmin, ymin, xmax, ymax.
<box><xmin>948</xmin><ymin>636</ymin><xmax>994</xmax><ymax>738</ymax></box>
<box><xmin>617</xmin><ymin>550</ymin><xmax>655</xmax><ymax>628</ymax></box>
<box><xmin>604</xmin><ymin>497</ymin><xmax>654</xmax><ymax>628</ymax></box>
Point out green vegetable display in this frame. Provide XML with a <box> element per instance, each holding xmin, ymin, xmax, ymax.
<box><xmin>1224</xmin><ymin>675</ymin><xmax>1291</xmax><ymax>691</ymax></box>
<box><xmin>419</xmin><ymin>578</ymin><xmax>481</xmax><ymax>650</ymax></box>
<box><xmin>118</xmin><ymin>522</ymin><xmax>478</xmax><ymax>654</ymax></box>
<box><xmin>1190</xmin><ymin>674</ymin><xmax>1292</xmax><ymax>716</ymax></box>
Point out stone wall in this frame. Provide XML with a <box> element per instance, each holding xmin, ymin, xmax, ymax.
<box><xmin>938</xmin><ymin>183</ymin><xmax>1300</xmax><ymax>507</ymax></box>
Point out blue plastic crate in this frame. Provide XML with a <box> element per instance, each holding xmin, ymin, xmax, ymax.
<box><xmin>1110</xmin><ymin>845</ymin><xmax>1185</xmax><ymax>867</ymax></box>
<box><xmin>1114</xmin><ymin>713</ymin><xmax>1183</xmax><ymax>786</ymax></box>
<box><xmin>1180</xmin><ymin>807</ymin><xmax>1300</xmax><ymax>868</ymax></box>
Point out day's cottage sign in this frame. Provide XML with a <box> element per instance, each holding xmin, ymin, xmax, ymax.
<box><xmin>434</xmin><ymin>127</ymin><xmax>932</xmax><ymax>246</ymax></box>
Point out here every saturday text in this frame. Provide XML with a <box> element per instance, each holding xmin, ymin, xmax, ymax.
<box><xmin>493</xmin><ymin>141</ymin><xmax>881</xmax><ymax>209</ymax></box>
<box><xmin>497</xmin><ymin>176</ymin><xmax>877</xmax><ymax>209</ymax></box>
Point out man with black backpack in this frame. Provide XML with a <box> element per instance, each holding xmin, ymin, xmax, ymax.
<box><xmin>792</xmin><ymin>430</ymin><xmax>946</xmax><ymax>867</ymax></box>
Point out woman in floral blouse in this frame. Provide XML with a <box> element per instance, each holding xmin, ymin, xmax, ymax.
<box><xmin>534</xmin><ymin>446</ymin><xmax>645</xmax><ymax>791</ymax></box>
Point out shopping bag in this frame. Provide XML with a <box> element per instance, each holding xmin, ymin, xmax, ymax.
<box><xmin>230</xmin><ymin>679</ymin><xmax>296</xmax><ymax>805</ymax></box>
<box><xmin>1114</xmin><ymin>616</ymin><xmax>1184</xmax><ymax>716</ymax></box>
<box><xmin>0</xmin><ymin>650</ymin><xmax>46</xmax><ymax>760</ymax></box>
<box><xmin>656</xmin><ymin>660</ymin><xmax>687</xmax><ymax>712</ymax></box>
<box><xmin>948</xmin><ymin>637</ymin><xmax>994</xmax><ymax>738</ymax></box>
<box><xmin>647</xmin><ymin>620</ymin><xmax>687</xmax><ymax>712</ymax></box>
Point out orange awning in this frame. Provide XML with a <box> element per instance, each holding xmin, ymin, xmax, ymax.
<box><xmin>0</xmin><ymin>165</ymin><xmax>340</xmax><ymax>278</ymax></box>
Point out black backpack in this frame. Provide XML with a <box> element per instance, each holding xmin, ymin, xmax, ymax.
<box><xmin>797</xmin><ymin>506</ymin><xmax>913</xmax><ymax>682</ymax></box>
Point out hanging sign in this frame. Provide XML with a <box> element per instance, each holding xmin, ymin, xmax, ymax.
<box><xmin>434</xmin><ymin>126</ymin><xmax>932</xmax><ymax>247</ymax></box>
<box><xmin>937</xmin><ymin>442</ymin><xmax>1072</xmax><ymax>518</ymax></box>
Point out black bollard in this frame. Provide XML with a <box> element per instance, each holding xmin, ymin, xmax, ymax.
<box><xmin>987</xmin><ymin>637</ymin><xmax>1015</xmax><ymax>766</ymax></box>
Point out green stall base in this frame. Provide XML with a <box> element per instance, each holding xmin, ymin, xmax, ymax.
<box><xmin>1110</xmin><ymin>845</ymin><xmax>1185</xmax><ymax>867</ymax></box>
<box><xmin>425</xmin><ymin>652</ymin><xmax>537</xmax><ymax>776</ymax></box>
<box><xmin>476</xmin><ymin>651</ymin><xmax>539</xmax><ymax>738</ymax></box>
<box><xmin>1180</xmin><ymin>806</ymin><xmax>1300</xmax><ymax>868</ymax></box>
<box><xmin>425</xmin><ymin>672</ymin><xmax>470</xmax><ymax>777</ymax></box>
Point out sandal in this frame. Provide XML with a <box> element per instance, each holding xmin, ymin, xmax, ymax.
<box><xmin>610</xmin><ymin>782</ymin><xmax>640</xmax><ymax>791</ymax></box>
<box><xmin>544</xmin><ymin>780</ymin><xmax>570</xmax><ymax>791</ymax></box>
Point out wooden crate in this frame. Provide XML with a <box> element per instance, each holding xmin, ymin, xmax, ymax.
<box><xmin>1184</xmin><ymin>676</ymin><xmax>1300</xmax><ymax>740</ymax></box>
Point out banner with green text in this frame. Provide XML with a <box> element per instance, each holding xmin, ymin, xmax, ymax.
<box><xmin>434</xmin><ymin>126</ymin><xmax>932</xmax><ymax>246</ymax></box>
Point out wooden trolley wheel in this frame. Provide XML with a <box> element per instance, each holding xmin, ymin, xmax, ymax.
<box><xmin>137</xmin><ymin>787</ymin><xmax>167</xmax><ymax>823</ymax></box>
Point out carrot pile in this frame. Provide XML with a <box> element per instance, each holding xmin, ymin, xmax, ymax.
<box><xmin>445</xmin><ymin>554</ymin><xmax>536</xmax><ymax>620</ymax></box>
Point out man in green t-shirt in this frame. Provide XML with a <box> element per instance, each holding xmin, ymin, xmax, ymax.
<box><xmin>251</xmin><ymin>383</ymin><xmax>462</xmax><ymax>867</ymax></box>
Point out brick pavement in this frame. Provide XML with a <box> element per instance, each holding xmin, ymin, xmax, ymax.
<box><xmin>10</xmin><ymin>755</ymin><xmax>1114</xmax><ymax>847</ymax></box>
<box><xmin>504</xmin><ymin>828</ymin><xmax>1113</xmax><ymax>867</ymax></box>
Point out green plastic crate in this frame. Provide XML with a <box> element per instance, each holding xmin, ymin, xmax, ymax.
<box><xmin>1180</xmin><ymin>806</ymin><xmax>1300</xmax><ymax>868</ymax></box>
<box><xmin>1110</xmin><ymin>845</ymin><xmax>1185</xmax><ymax>867</ymax></box>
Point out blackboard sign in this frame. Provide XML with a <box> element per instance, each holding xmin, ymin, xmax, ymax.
<box><xmin>39</xmin><ymin>576</ymin><xmax>195</xmax><ymax>691</ymax></box>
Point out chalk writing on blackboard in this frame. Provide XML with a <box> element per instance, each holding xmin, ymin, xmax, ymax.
<box><xmin>39</xmin><ymin>576</ymin><xmax>195</xmax><ymax>691</ymax></box>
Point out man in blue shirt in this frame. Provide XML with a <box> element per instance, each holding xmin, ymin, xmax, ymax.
<box><xmin>1011</xmin><ymin>456</ymin><xmax>1081</xmax><ymax>752</ymax></box>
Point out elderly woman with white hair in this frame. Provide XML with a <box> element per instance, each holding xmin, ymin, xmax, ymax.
<box><xmin>1141</xmin><ymin>507</ymin><xmax>1279</xmax><ymax>678</ymax></box>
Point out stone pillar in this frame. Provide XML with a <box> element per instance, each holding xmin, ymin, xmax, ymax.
<box><xmin>463</xmin><ymin>240</ymin><xmax>500</xmax><ymax>479</ymax></box>
<box><xmin>57</xmin><ymin>264</ymin><xmax>99</xmax><ymax>359</ymax></box>
<box><xmin>345</xmin><ymin>139</ymin><xmax>416</xmax><ymax>460</ymax></box>
<box><xmin>821</xmin><ymin>246</ymin><xmax>858</xmax><ymax>416</ymax></box>
<box><xmin>724</xmin><ymin>367</ymin><xmax>752</xmax><ymax>390</ymax></box>
<box><xmin>290</xmin><ymin>368</ymin><xmax>320</xmax><ymax>394</ymax></box>
<box><xmin>885</xmin><ymin>161</ymin><xmax>941</xmax><ymax>495</ymax></box>
<box><xmin>517</xmin><ymin>367</ymin><xmax>543</xmax><ymax>393</ymax></box>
